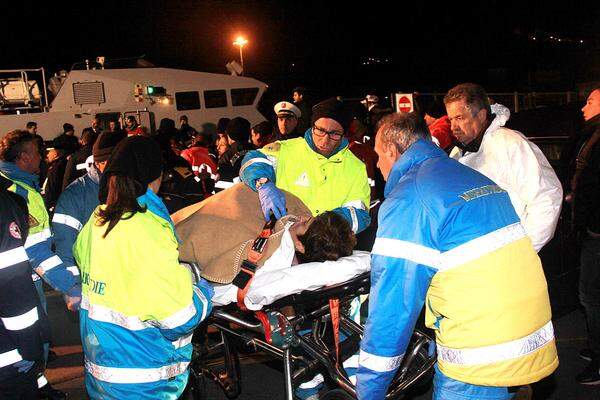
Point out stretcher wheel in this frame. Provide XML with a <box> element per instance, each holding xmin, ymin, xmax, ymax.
<box><xmin>320</xmin><ymin>389</ymin><xmax>355</xmax><ymax>400</ymax></box>
<box><xmin>182</xmin><ymin>367</ymin><xmax>206</xmax><ymax>400</ymax></box>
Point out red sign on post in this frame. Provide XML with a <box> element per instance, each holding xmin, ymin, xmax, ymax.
<box><xmin>398</xmin><ymin>96</ymin><xmax>412</xmax><ymax>113</ymax></box>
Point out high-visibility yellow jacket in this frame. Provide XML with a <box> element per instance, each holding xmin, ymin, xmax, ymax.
<box><xmin>74</xmin><ymin>201</ymin><xmax>211</xmax><ymax>400</ymax></box>
<box><xmin>240</xmin><ymin>130</ymin><xmax>371</xmax><ymax>233</ymax></box>
<box><xmin>0</xmin><ymin>163</ymin><xmax>79</xmax><ymax>295</ymax></box>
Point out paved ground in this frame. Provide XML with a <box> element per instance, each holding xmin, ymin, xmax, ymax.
<box><xmin>45</xmin><ymin>291</ymin><xmax>600</xmax><ymax>399</ymax></box>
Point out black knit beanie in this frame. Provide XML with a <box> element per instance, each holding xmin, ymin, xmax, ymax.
<box><xmin>311</xmin><ymin>97</ymin><xmax>352</xmax><ymax>132</ymax></box>
<box><xmin>93</xmin><ymin>132</ymin><xmax>124</xmax><ymax>162</ymax></box>
<box><xmin>226</xmin><ymin>117</ymin><xmax>251</xmax><ymax>143</ymax></box>
<box><xmin>99</xmin><ymin>136</ymin><xmax>163</xmax><ymax>203</ymax></box>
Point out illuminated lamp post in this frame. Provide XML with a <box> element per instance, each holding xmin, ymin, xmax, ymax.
<box><xmin>233</xmin><ymin>36</ymin><xmax>248</xmax><ymax>75</ymax></box>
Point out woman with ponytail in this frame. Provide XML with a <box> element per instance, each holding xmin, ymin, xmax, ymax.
<box><xmin>74</xmin><ymin>136</ymin><xmax>213</xmax><ymax>399</ymax></box>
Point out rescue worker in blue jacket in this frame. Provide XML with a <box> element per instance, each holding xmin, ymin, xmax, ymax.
<box><xmin>52</xmin><ymin>132</ymin><xmax>123</xmax><ymax>284</ymax></box>
<box><xmin>0</xmin><ymin>174</ymin><xmax>50</xmax><ymax>398</ymax></box>
<box><xmin>74</xmin><ymin>136</ymin><xmax>213</xmax><ymax>399</ymax></box>
<box><xmin>240</xmin><ymin>97</ymin><xmax>371</xmax><ymax>234</ymax></box>
<box><xmin>356</xmin><ymin>113</ymin><xmax>558</xmax><ymax>399</ymax></box>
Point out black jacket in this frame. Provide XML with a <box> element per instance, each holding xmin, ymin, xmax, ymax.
<box><xmin>43</xmin><ymin>156</ymin><xmax>68</xmax><ymax>211</ymax></box>
<box><xmin>0</xmin><ymin>175</ymin><xmax>50</xmax><ymax>382</ymax></box>
<box><xmin>218</xmin><ymin>141</ymin><xmax>256</xmax><ymax>182</ymax></box>
<box><xmin>295</xmin><ymin>99</ymin><xmax>312</xmax><ymax>135</ymax></box>
<box><xmin>574</xmin><ymin>115</ymin><xmax>600</xmax><ymax>234</ymax></box>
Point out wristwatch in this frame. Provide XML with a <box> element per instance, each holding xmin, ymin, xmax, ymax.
<box><xmin>255</xmin><ymin>177</ymin><xmax>269</xmax><ymax>190</ymax></box>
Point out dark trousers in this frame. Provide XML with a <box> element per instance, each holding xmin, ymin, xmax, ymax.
<box><xmin>0</xmin><ymin>366</ymin><xmax>39</xmax><ymax>400</ymax></box>
<box><xmin>579</xmin><ymin>234</ymin><xmax>600</xmax><ymax>358</ymax></box>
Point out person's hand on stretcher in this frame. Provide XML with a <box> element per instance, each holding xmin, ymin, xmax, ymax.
<box><xmin>257</xmin><ymin>180</ymin><xmax>287</xmax><ymax>220</ymax></box>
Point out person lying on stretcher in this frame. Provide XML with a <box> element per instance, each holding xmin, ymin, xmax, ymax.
<box><xmin>172</xmin><ymin>183</ymin><xmax>370</xmax><ymax>309</ymax></box>
<box><xmin>174</xmin><ymin>183</ymin><xmax>370</xmax><ymax>399</ymax></box>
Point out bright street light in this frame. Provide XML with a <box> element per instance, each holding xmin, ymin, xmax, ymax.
<box><xmin>233</xmin><ymin>36</ymin><xmax>249</xmax><ymax>75</ymax></box>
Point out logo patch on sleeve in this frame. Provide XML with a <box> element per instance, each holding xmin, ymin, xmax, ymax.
<box><xmin>9</xmin><ymin>222</ymin><xmax>22</xmax><ymax>239</ymax></box>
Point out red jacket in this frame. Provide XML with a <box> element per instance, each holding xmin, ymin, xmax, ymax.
<box><xmin>126</xmin><ymin>126</ymin><xmax>145</xmax><ymax>137</ymax></box>
<box><xmin>428</xmin><ymin>115</ymin><xmax>455</xmax><ymax>150</ymax></box>
<box><xmin>349</xmin><ymin>141</ymin><xmax>378</xmax><ymax>197</ymax></box>
<box><xmin>181</xmin><ymin>146</ymin><xmax>218</xmax><ymax>177</ymax></box>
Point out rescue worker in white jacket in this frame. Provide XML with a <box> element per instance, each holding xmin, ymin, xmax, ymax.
<box><xmin>446</xmin><ymin>83</ymin><xmax>562</xmax><ymax>252</ymax></box>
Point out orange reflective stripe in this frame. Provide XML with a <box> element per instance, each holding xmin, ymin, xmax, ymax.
<box><xmin>330</xmin><ymin>298</ymin><xmax>341</xmax><ymax>363</ymax></box>
<box><xmin>236</xmin><ymin>215</ymin><xmax>277</xmax><ymax>310</ymax></box>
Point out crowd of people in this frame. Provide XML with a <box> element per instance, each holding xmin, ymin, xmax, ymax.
<box><xmin>0</xmin><ymin>81</ymin><xmax>598</xmax><ymax>400</ymax></box>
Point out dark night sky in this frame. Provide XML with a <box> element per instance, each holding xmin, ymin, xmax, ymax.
<box><xmin>3</xmin><ymin>1</ymin><xmax>599</xmax><ymax>102</ymax></box>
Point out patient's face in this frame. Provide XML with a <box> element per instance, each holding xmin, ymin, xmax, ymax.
<box><xmin>290</xmin><ymin>216</ymin><xmax>314</xmax><ymax>252</ymax></box>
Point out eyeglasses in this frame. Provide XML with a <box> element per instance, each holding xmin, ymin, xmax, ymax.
<box><xmin>312</xmin><ymin>125</ymin><xmax>344</xmax><ymax>140</ymax></box>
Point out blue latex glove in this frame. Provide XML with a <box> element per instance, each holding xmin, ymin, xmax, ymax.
<box><xmin>65</xmin><ymin>284</ymin><xmax>82</xmax><ymax>311</ymax></box>
<box><xmin>64</xmin><ymin>295</ymin><xmax>81</xmax><ymax>311</ymax></box>
<box><xmin>258</xmin><ymin>181</ymin><xmax>287</xmax><ymax>220</ymax></box>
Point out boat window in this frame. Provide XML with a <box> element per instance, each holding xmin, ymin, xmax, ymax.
<box><xmin>175</xmin><ymin>91</ymin><xmax>201</xmax><ymax>111</ymax></box>
<box><xmin>231</xmin><ymin>88</ymin><xmax>259</xmax><ymax>106</ymax></box>
<box><xmin>204</xmin><ymin>90</ymin><xmax>227</xmax><ymax>108</ymax></box>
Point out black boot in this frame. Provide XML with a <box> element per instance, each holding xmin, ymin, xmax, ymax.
<box><xmin>38</xmin><ymin>383</ymin><xmax>67</xmax><ymax>399</ymax></box>
<box><xmin>579</xmin><ymin>348</ymin><xmax>596</xmax><ymax>362</ymax></box>
<box><xmin>576</xmin><ymin>359</ymin><xmax>600</xmax><ymax>385</ymax></box>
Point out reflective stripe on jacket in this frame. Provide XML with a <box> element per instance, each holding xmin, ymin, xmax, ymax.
<box><xmin>52</xmin><ymin>170</ymin><xmax>100</xmax><ymax>276</ymax></box>
<box><xmin>0</xmin><ymin>175</ymin><xmax>49</xmax><ymax>381</ymax></box>
<box><xmin>240</xmin><ymin>129</ymin><xmax>371</xmax><ymax>233</ymax></box>
<box><xmin>74</xmin><ymin>206</ymin><xmax>211</xmax><ymax>399</ymax></box>
<box><xmin>0</xmin><ymin>167</ymin><xmax>79</xmax><ymax>295</ymax></box>
<box><xmin>356</xmin><ymin>140</ymin><xmax>557</xmax><ymax>400</ymax></box>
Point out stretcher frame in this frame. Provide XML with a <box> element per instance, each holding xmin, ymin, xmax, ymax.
<box><xmin>188</xmin><ymin>272</ymin><xmax>436</xmax><ymax>399</ymax></box>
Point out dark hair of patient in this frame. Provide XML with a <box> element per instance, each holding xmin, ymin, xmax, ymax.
<box><xmin>296</xmin><ymin>211</ymin><xmax>356</xmax><ymax>264</ymax></box>
<box><xmin>96</xmin><ymin>175</ymin><xmax>146</xmax><ymax>237</ymax></box>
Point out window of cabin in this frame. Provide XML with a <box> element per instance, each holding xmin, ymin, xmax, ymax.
<box><xmin>175</xmin><ymin>91</ymin><xmax>201</xmax><ymax>111</ymax></box>
<box><xmin>204</xmin><ymin>90</ymin><xmax>227</xmax><ymax>108</ymax></box>
<box><xmin>231</xmin><ymin>88</ymin><xmax>259</xmax><ymax>106</ymax></box>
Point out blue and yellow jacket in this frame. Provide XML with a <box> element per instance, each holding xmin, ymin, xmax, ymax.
<box><xmin>73</xmin><ymin>190</ymin><xmax>212</xmax><ymax>399</ymax></box>
<box><xmin>356</xmin><ymin>140</ymin><xmax>557</xmax><ymax>399</ymax></box>
<box><xmin>0</xmin><ymin>161</ymin><xmax>80</xmax><ymax>296</ymax></box>
<box><xmin>52</xmin><ymin>166</ymin><xmax>100</xmax><ymax>275</ymax></box>
<box><xmin>239</xmin><ymin>129</ymin><xmax>371</xmax><ymax>233</ymax></box>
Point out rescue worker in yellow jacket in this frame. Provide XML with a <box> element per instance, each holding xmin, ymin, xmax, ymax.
<box><xmin>240</xmin><ymin>97</ymin><xmax>371</xmax><ymax>234</ymax></box>
<box><xmin>357</xmin><ymin>113</ymin><xmax>558</xmax><ymax>400</ymax></box>
<box><xmin>74</xmin><ymin>136</ymin><xmax>213</xmax><ymax>399</ymax></box>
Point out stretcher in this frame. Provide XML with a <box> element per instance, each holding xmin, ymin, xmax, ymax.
<box><xmin>187</xmin><ymin>269</ymin><xmax>436</xmax><ymax>399</ymax></box>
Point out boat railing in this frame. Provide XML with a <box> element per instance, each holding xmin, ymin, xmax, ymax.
<box><xmin>0</xmin><ymin>68</ymin><xmax>49</xmax><ymax>113</ymax></box>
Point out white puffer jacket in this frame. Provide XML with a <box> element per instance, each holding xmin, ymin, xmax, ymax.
<box><xmin>450</xmin><ymin>104</ymin><xmax>563</xmax><ymax>251</ymax></box>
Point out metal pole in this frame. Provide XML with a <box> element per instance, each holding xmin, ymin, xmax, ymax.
<box><xmin>41</xmin><ymin>67</ymin><xmax>49</xmax><ymax>111</ymax></box>
<box><xmin>239</xmin><ymin>46</ymin><xmax>244</xmax><ymax>75</ymax></box>
<box><xmin>283</xmin><ymin>348</ymin><xmax>294</xmax><ymax>400</ymax></box>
